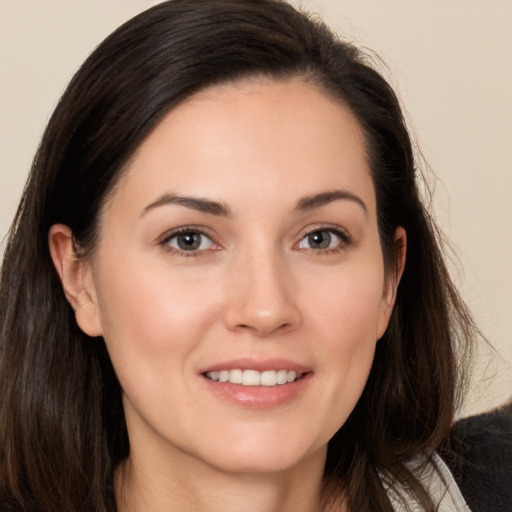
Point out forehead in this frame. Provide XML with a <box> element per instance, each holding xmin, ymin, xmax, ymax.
<box><xmin>111</xmin><ymin>77</ymin><xmax>375</xmax><ymax>216</ymax></box>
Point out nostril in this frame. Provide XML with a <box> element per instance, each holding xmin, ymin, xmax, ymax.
<box><xmin>232</xmin><ymin>321</ymin><xmax>294</xmax><ymax>337</ymax></box>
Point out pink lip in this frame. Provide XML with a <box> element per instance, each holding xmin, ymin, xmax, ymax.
<box><xmin>198</xmin><ymin>358</ymin><xmax>313</xmax><ymax>409</ymax></box>
<box><xmin>201</xmin><ymin>374</ymin><xmax>312</xmax><ymax>408</ymax></box>
<box><xmin>198</xmin><ymin>358</ymin><xmax>310</xmax><ymax>374</ymax></box>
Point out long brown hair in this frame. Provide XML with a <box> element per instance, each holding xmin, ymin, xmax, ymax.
<box><xmin>0</xmin><ymin>1</ymin><xmax>475</xmax><ymax>510</ymax></box>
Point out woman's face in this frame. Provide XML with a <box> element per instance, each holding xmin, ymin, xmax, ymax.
<box><xmin>71</xmin><ymin>78</ymin><xmax>403</xmax><ymax>475</ymax></box>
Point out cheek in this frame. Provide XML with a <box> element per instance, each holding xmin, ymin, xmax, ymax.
<box><xmin>308</xmin><ymin>263</ymin><xmax>386</xmax><ymax>346</ymax></box>
<box><xmin>93</xmin><ymin>255</ymin><xmax>223</xmax><ymax>362</ymax></box>
<box><xmin>92</xmin><ymin>259</ymin><xmax>227</xmax><ymax>428</ymax></box>
<box><xmin>303</xmin><ymin>263</ymin><xmax>385</xmax><ymax>417</ymax></box>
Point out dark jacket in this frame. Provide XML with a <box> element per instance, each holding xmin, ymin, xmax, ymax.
<box><xmin>443</xmin><ymin>402</ymin><xmax>512</xmax><ymax>512</ymax></box>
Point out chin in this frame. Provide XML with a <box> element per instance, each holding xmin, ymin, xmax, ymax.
<box><xmin>198</xmin><ymin>435</ymin><xmax>325</xmax><ymax>475</ymax></box>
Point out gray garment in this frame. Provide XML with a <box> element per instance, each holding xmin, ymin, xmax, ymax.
<box><xmin>384</xmin><ymin>452</ymin><xmax>471</xmax><ymax>511</ymax></box>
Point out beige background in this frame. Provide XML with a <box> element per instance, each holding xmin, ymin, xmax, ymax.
<box><xmin>1</xmin><ymin>0</ymin><xmax>511</xmax><ymax>416</ymax></box>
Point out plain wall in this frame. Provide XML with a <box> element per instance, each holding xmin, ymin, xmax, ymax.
<box><xmin>1</xmin><ymin>0</ymin><xmax>511</xmax><ymax>416</ymax></box>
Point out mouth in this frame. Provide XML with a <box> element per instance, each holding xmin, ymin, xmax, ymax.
<box><xmin>199</xmin><ymin>359</ymin><xmax>312</xmax><ymax>407</ymax></box>
<box><xmin>204</xmin><ymin>369</ymin><xmax>305</xmax><ymax>387</ymax></box>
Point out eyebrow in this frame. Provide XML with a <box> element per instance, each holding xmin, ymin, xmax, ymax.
<box><xmin>142</xmin><ymin>189</ymin><xmax>367</xmax><ymax>218</ymax></box>
<box><xmin>296</xmin><ymin>190</ymin><xmax>368</xmax><ymax>214</ymax></box>
<box><xmin>142</xmin><ymin>193</ymin><xmax>231</xmax><ymax>217</ymax></box>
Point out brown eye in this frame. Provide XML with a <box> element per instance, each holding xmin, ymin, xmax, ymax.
<box><xmin>165</xmin><ymin>231</ymin><xmax>215</xmax><ymax>252</ymax></box>
<box><xmin>177</xmin><ymin>233</ymin><xmax>202</xmax><ymax>250</ymax></box>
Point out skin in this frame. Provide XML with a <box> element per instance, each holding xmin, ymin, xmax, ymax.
<box><xmin>50</xmin><ymin>78</ymin><xmax>406</xmax><ymax>512</ymax></box>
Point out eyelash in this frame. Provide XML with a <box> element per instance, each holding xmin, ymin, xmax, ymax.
<box><xmin>158</xmin><ymin>225</ymin><xmax>351</xmax><ymax>257</ymax></box>
<box><xmin>296</xmin><ymin>226</ymin><xmax>351</xmax><ymax>254</ymax></box>
<box><xmin>159</xmin><ymin>227</ymin><xmax>219</xmax><ymax>257</ymax></box>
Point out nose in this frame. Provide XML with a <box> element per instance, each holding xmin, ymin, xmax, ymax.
<box><xmin>223</xmin><ymin>249</ymin><xmax>301</xmax><ymax>337</ymax></box>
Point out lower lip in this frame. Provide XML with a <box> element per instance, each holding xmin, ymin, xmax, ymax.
<box><xmin>201</xmin><ymin>373</ymin><xmax>312</xmax><ymax>408</ymax></box>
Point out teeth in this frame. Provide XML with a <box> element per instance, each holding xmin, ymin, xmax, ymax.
<box><xmin>242</xmin><ymin>369</ymin><xmax>260</xmax><ymax>386</ymax></box>
<box><xmin>276</xmin><ymin>369</ymin><xmax>288</xmax><ymax>385</ymax></box>
<box><xmin>230</xmin><ymin>369</ymin><xmax>243</xmax><ymax>384</ymax></box>
<box><xmin>260</xmin><ymin>370</ymin><xmax>277</xmax><ymax>386</ymax></box>
<box><xmin>205</xmin><ymin>369</ymin><xmax>301</xmax><ymax>387</ymax></box>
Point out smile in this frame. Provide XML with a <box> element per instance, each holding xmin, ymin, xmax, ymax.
<box><xmin>205</xmin><ymin>369</ymin><xmax>303</xmax><ymax>387</ymax></box>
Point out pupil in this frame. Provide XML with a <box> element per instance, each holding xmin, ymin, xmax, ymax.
<box><xmin>309</xmin><ymin>231</ymin><xmax>330</xmax><ymax>249</ymax></box>
<box><xmin>178</xmin><ymin>233</ymin><xmax>201</xmax><ymax>250</ymax></box>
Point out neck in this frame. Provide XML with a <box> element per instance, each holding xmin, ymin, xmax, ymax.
<box><xmin>116</xmin><ymin>446</ymin><xmax>331</xmax><ymax>512</ymax></box>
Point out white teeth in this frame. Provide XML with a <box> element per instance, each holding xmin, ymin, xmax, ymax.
<box><xmin>230</xmin><ymin>369</ymin><xmax>243</xmax><ymax>384</ymax></box>
<box><xmin>260</xmin><ymin>371</ymin><xmax>277</xmax><ymax>386</ymax></box>
<box><xmin>242</xmin><ymin>370</ymin><xmax>260</xmax><ymax>386</ymax></box>
<box><xmin>205</xmin><ymin>369</ymin><xmax>303</xmax><ymax>387</ymax></box>
<box><xmin>276</xmin><ymin>369</ymin><xmax>288</xmax><ymax>385</ymax></box>
<box><xmin>287</xmin><ymin>370</ymin><xmax>297</xmax><ymax>383</ymax></box>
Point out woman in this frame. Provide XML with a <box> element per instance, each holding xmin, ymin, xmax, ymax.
<box><xmin>0</xmin><ymin>1</ymin><xmax>507</xmax><ymax>510</ymax></box>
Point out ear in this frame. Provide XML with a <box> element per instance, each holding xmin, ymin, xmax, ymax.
<box><xmin>48</xmin><ymin>224</ymin><xmax>103</xmax><ymax>337</ymax></box>
<box><xmin>377</xmin><ymin>226</ymin><xmax>407</xmax><ymax>339</ymax></box>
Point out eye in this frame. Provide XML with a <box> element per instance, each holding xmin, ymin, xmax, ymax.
<box><xmin>296</xmin><ymin>228</ymin><xmax>348</xmax><ymax>251</ymax></box>
<box><xmin>163</xmin><ymin>229</ymin><xmax>218</xmax><ymax>254</ymax></box>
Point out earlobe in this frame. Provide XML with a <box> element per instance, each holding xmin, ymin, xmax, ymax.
<box><xmin>48</xmin><ymin>224</ymin><xmax>103</xmax><ymax>337</ymax></box>
<box><xmin>377</xmin><ymin>227</ymin><xmax>407</xmax><ymax>338</ymax></box>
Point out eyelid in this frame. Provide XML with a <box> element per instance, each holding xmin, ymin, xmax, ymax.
<box><xmin>156</xmin><ymin>223</ymin><xmax>351</xmax><ymax>256</ymax></box>
<box><xmin>299</xmin><ymin>223</ymin><xmax>350</xmax><ymax>239</ymax></box>
<box><xmin>157</xmin><ymin>225</ymin><xmax>222</xmax><ymax>255</ymax></box>
<box><xmin>294</xmin><ymin>224</ymin><xmax>351</xmax><ymax>251</ymax></box>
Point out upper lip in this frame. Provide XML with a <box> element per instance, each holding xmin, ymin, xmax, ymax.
<box><xmin>198</xmin><ymin>358</ymin><xmax>311</xmax><ymax>374</ymax></box>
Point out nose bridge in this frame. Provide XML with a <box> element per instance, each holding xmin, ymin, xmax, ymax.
<box><xmin>224</xmin><ymin>237</ymin><xmax>300</xmax><ymax>336</ymax></box>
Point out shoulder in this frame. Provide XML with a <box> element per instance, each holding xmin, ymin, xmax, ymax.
<box><xmin>441</xmin><ymin>402</ymin><xmax>512</xmax><ymax>512</ymax></box>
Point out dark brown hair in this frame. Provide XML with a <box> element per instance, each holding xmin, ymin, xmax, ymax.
<box><xmin>0</xmin><ymin>1</ymin><xmax>475</xmax><ymax>510</ymax></box>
